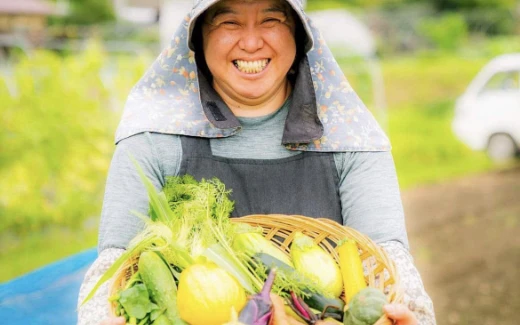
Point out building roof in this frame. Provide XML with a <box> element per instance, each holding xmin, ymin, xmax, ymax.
<box><xmin>0</xmin><ymin>0</ymin><xmax>56</xmax><ymax>15</ymax></box>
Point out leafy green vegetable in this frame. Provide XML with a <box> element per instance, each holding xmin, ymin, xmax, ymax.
<box><xmin>85</xmin><ymin>160</ymin><xmax>285</xmax><ymax>313</ymax></box>
<box><xmin>150</xmin><ymin>308</ymin><xmax>165</xmax><ymax>321</ymax></box>
<box><xmin>119</xmin><ymin>283</ymin><xmax>155</xmax><ymax>319</ymax></box>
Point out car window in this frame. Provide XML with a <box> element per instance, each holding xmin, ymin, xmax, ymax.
<box><xmin>482</xmin><ymin>70</ymin><xmax>520</xmax><ymax>92</ymax></box>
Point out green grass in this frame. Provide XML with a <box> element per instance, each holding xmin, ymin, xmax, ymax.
<box><xmin>381</xmin><ymin>54</ymin><xmax>488</xmax><ymax>109</ymax></box>
<box><xmin>306</xmin><ymin>0</ymin><xmax>349</xmax><ymax>12</ymax></box>
<box><xmin>379</xmin><ymin>54</ymin><xmax>497</xmax><ymax>187</ymax></box>
<box><xmin>389</xmin><ymin>101</ymin><xmax>493</xmax><ymax>189</ymax></box>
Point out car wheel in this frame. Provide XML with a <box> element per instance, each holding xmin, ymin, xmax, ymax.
<box><xmin>487</xmin><ymin>134</ymin><xmax>518</xmax><ymax>162</ymax></box>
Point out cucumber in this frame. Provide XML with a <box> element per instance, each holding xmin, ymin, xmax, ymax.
<box><xmin>252</xmin><ymin>253</ymin><xmax>345</xmax><ymax>319</ymax></box>
<box><xmin>139</xmin><ymin>251</ymin><xmax>187</xmax><ymax>325</ymax></box>
<box><xmin>303</xmin><ymin>290</ymin><xmax>344</xmax><ymax>321</ymax></box>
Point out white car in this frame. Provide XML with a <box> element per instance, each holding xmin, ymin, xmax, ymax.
<box><xmin>452</xmin><ymin>53</ymin><xmax>520</xmax><ymax>161</ymax></box>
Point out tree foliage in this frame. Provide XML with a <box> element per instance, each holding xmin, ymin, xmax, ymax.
<box><xmin>432</xmin><ymin>0</ymin><xmax>518</xmax><ymax>34</ymax></box>
<box><xmin>418</xmin><ymin>13</ymin><xmax>468</xmax><ymax>51</ymax></box>
<box><xmin>306</xmin><ymin>0</ymin><xmax>518</xmax><ymax>36</ymax></box>
<box><xmin>433</xmin><ymin>0</ymin><xmax>517</xmax><ymax>10</ymax></box>
<box><xmin>64</xmin><ymin>0</ymin><xmax>116</xmax><ymax>25</ymax></box>
<box><xmin>0</xmin><ymin>42</ymin><xmax>149</xmax><ymax>234</ymax></box>
<box><xmin>306</xmin><ymin>0</ymin><xmax>518</xmax><ymax>10</ymax></box>
<box><xmin>306</xmin><ymin>0</ymin><xmax>420</xmax><ymax>9</ymax></box>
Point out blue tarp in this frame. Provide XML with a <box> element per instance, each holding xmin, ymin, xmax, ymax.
<box><xmin>0</xmin><ymin>248</ymin><xmax>98</xmax><ymax>325</ymax></box>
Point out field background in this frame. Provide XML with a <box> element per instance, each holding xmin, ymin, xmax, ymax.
<box><xmin>1</xmin><ymin>1</ymin><xmax>520</xmax><ymax>324</ymax></box>
<box><xmin>1</xmin><ymin>50</ymin><xmax>496</xmax><ymax>280</ymax></box>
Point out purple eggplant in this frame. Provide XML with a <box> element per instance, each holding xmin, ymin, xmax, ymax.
<box><xmin>237</xmin><ymin>269</ymin><xmax>277</xmax><ymax>325</ymax></box>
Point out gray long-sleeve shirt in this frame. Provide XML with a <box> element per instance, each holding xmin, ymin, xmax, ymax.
<box><xmin>98</xmin><ymin>101</ymin><xmax>408</xmax><ymax>251</ymax></box>
<box><xmin>79</xmin><ymin>102</ymin><xmax>435</xmax><ymax>324</ymax></box>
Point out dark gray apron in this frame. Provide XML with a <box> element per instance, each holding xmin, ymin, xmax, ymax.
<box><xmin>179</xmin><ymin>136</ymin><xmax>343</xmax><ymax>223</ymax></box>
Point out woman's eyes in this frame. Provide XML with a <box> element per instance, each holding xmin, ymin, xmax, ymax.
<box><xmin>262</xmin><ymin>18</ymin><xmax>283</xmax><ymax>25</ymax></box>
<box><xmin>221</xmin><ymin>21</ymin><xmax>240</xmax><ymax>26</ymax></box>
<box><xmin>217</xmin><ymin>18</ymin><xmax>283</xmax><ymax>27</ymax></box>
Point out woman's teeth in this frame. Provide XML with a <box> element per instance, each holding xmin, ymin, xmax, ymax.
<box><xmin>234</xmin><ymin>59</ymin><xmax>269</xmax><ymax>74</ymax></box>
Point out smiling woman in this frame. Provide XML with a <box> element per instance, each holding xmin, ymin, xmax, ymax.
<box><xmin>198</xmin><ymin>0</ymin><xmax>297</xmax><ymax>116</ymax></box>
<box><xmin>77</xmin><ymin>0</ymin><xmax>436</xmax><ymax>324</ymax></box>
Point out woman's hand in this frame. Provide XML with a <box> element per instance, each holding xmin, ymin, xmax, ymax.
<box><xmin>99</xmin><ymin>316</ymin><xmax>125</xmax><ymax>325</ymax></box>
<box><xmin>383</xmin><ymin>304</ymin><xmax>418</xmax><ymax>325</ymax></box>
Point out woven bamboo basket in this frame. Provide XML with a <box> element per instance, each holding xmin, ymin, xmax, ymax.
<box><xmin>110</xmin><ymin>214</ymin><xmax>403</xmax><ymax>325</ymax></box>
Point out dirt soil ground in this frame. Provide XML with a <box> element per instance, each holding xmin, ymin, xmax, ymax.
<box><xmin>402</xmin><ymin>165</ymin><xmax>520</xmax><ymax>325</ymax></box>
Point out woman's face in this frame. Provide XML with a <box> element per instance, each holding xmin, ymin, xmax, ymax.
<box><xmin>201</xmin><ymin>0</ymin><xmax>297</xmax><ymax>110</ymax></box>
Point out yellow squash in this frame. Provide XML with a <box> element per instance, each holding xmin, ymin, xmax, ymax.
<box><xmin>337</xmin><ymin>239</ymin><xmax>367</xmax><ymax>303</ymax></box>
<box><xmin>290</xmin><ymin>232</ymin><xmax>343</xmax><ymax>297</ymax></box>
<box><xmin>177</xmin><ymin>262</ymin><xmax>247</xmax><ymax>325</ymax></box>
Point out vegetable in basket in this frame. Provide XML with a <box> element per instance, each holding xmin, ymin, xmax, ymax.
<box><xmin>82</xmin><ymin>169</ymin><xmax>263</xmax><ymax>304</ymax></box>
<box><xmin>151</xmin><ymin>314</ymin><xmax>173</xmax><ymax>325</ymax></box>
<box><xmin>232</xmin><ymin>225</ymin><xmax>293</xmax><ymax>267</ymax></box>
<box><xmin>238</xmin><ymin>268</ymin><xmax>276</xmax><ymax>325</ymax></box>
<box><xmin>343</xmin><ymin>288</ymin><xmax>388</xmax><ymax>325</ymax></box>
<box><xmin>177</xmin><ymin>261</ymin><xmax>247</xmax><ymax>325</ymax></box>
<box><xmin>107</xmin><ymin>250</ymin><xmax>187</xmax><ymax>325</ymax></box>
<box><xmin>287</xmin><ymin>291</ymin><xmax>341</xmax><ymax>324</ymax></box>
<box><xmin>115</xmin><ymin>282</ymin><xmax>154</xmax><ymax>322</ymax></box>
<box><xmin>109</xmin><ymin>272</ymin><xmax>163</xmax><ymax>324</ymax></box>
<box><xmin>337</xmin><ymin>239</ymin><xmax>367</xmax><ymax>303</ymax></box>
<box><xmin>86</xmin><ymin>166</ymin><xmax>382</xmax><ymax>325</ymax></box>
<box><xmin>223</xmin><ymin>268</ymin><xmax>277</xmax><ymax>325</ymax></box>
<box><xmin>290</xmin><ymin>232</ymin><xmax>343</xmax><ymax>298</ymax></box>
<box><xmin>252</xmin><ymin>253</ymin><xmax>345</xmax><ymax>322</ymax></box>
<box><xmin>138</xmin><ymin>251</ymin><xmax>186</xmax><ymax>324</ymax></box>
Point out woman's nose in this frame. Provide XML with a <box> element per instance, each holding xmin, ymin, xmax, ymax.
<box><xmin>238</xmin><ymin>28</ymin><xmax>264</xmax><ymax>52</ymax></box>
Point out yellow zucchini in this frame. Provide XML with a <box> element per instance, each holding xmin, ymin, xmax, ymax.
<box><xmin>337</xmin><ymin>239</ymin><xmax>367</xmax><ymax>303</ymax></box>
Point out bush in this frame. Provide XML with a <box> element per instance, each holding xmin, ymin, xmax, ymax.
<box><xmin>417</xmin><ymin>13</ymin><xmax>468</xmax><ymax>51</ymax></box>
<box><xmin>482</xmin><ymin>35</ymin><xmax>520</xmax><ymax>56</ymax></box>
<box><xmin>462</xmin><ymin>8</ymin><xmax>517</xmax><ymax>35</ymax></box>
<box><xmin>0</xmin><ymin>42</ymin><xmax>149</xmax><ymax>234</ymax></box>
<box><xmin>65</xmin><ymin>0</ymin><xmax>116</xmax><ymax>25</ymax></box>
<box><xmin>389</xmin><ymin>102</ymin><xmax>492</xmax><ymax>188</ymax></box>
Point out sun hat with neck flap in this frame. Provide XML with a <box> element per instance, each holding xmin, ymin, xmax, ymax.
<box><xmin>115</xmin><ymin>0</ymin><xmax>391</xmax><ymax>152</ymax></box>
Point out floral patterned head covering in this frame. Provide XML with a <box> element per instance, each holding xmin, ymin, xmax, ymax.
<box><xmin>115</xmin><ymin>0</ymin><xmax>391</xmax><ymax>152</ymax></box>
